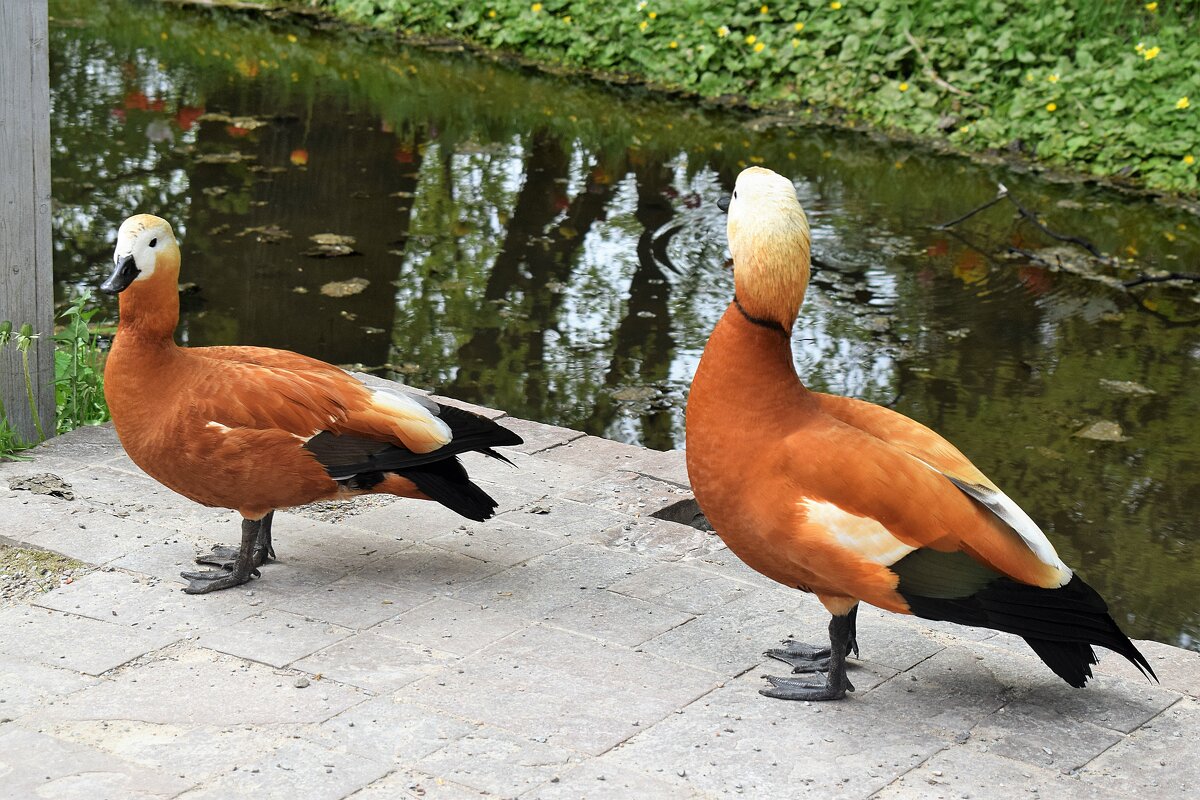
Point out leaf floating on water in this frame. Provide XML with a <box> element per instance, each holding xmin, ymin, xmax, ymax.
<box><xmin>292</xmin><ymin>286</ymin><xmax>308</xmax><ymax>294</ymax></box>
<box><xmin>238</xmin><ymin>225</ymin><xmax>291</xmax><ymax>244</ymax></box>
<box><xmin>303</xmin><ymin>233</ymin><xmax>360</xmax><ymax>258</ymax></box>
<box><xmin>611</xmin><ymin>386</ymin><xmax>659</xmax><ymax>402</ymax></box>
<box><xmin>310</xmin><ymin>233</ymin><xmax>357</xmax><ymax>246</ymax></box>
<box><xmin>1073</xmin><ymin>421</ymin><xmax>1129</xmax><ymax>442</ymax></box>
<box><xmin>320</xmin><ymin>278</ymin><xmax>369</xmax><ymax>298</ymax></box>
<box><xmin>1098</xmin><ymin>379</ymin><xmax>1156</xmax><ymax>396</ymax></box>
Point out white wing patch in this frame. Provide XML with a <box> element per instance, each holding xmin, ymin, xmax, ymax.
<box><xmin>945</xmin><ymin>476</ymin><xmax>1071</xmax><ymax>582</ymax></box>
<box><xmin>800</xmin><ymin>498</ymin><xmax>916</xmax><ymax>566</ymax></box>
<box><xmin>205</xmin><ymin>421</ymin><xmax>232</xmax><ymax>433</ymax></box>
<box><xmin>370</xmin><ymin>388</ymin><xmax>452</xmax><ymax>442</ymax></box>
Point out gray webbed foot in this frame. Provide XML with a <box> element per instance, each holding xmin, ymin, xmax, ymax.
<box><xmin>194</xmin><ymin>545</ymin><xmax>241</xmax><ymax>569</ymax></box>
<box><xmin>181</xmin><ymin>566</ymin><xmax>260</xmax><ymax>594</ymax></box>
<box><xmin>760</xmin><ymin>673</ymin><xmax>855</xmax><ymax>701</ymax></box>
<box><xmin>765</xmin><ymin>640</ymin><xmax>832</xmax><ymax>673</ymax></box>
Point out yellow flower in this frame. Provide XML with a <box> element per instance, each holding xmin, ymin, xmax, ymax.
<box><xmin>1025</xmin><ymin>72</ymin><xmax>1033</xmax><ymax>82</ymax></box>
<box><xmin>669</xmin><ymin>40</ymin><xmax>678</xmax><ymax>49</ymax></box>
<box><xmin>1144</xmin><ymin>46</ymin><xmax>1160</xmax><ymax>60</ymax></box>
<box><xmin>1185</xmin><ymin>155</ymin><xmax>1196</xmax><ymax>166</ymax></box>
<box><xmin>531</xmin><ymin>2</ymin><xmax>542</xmax><ymax>12</ymax></box>
<box><xmin>1045</xmin><ymin>102</ymin><xmax>1057</xmax><ymax>112</ymax></box>
<box><xmin>830</xmin><ymin>1</ymin><xmax>842</xmax><ymax>8</ymax></box>
<box><xmin>1177</xmin><ymin>96</ymin><xmax>1190</xmax><ymax>110</ymax></box>
<box><xmin>488</xmin><ymin>9</ymin><xmax>496</xmax><ymax>18</ymax></box>
<box><xmin>754</xmin><ymin>41</ymin><xmax>765</xmax><ymax>53</ymax></box>
<box><xmin>287</xmin><ymin>33</ymin><xmax>297</xmax><ymax>43</ymax></box>
<box><xmin>760</xmin><ymin>4</ymin><xmax>769</xmax><ymax>13</ymax></box>
<box><xmin>959</xmin><ymin>125</ymin><xmax>970</xmax><ymax>133</ymax></box>
<box><xmin>745</xmin><ymin>34</ymin><xmax>757</xmax><ymax>45</ymax></box>
<box><xmin>717</xmin><ymin>25</ymin><xmax>730</xmax><ymax>37</ymax></box>
<box><xmin>1047</xmin><ymin>74</ymin><xmax>1059</xmax><ymax>83</ymax></box>
<box><xmin>1145</xmin><ymin>2</ymin><xmax>1158</xmax><ymax>10</ymax></box>
<box><xmin>1135</xmin><ymin>41</ymin><xmax>1145</xmax><ymax>53</ymax></box>
<box><xmin>563</xmin><ymin>15</ymin><xmax>571</xmax><ymax>23</ymax></box>
<box><xmin>898</xmin><ymin>82</ymin><xmax>909</xmax><ymax>92</ymax></box>
<box><xmin>794</xmin><ymin>22</ymin><xmax>805</xmax><ymax>31</ymax></box>
<box><xmin>649</xmin><ymin>11</ymin><xmax>657</xmax><ymax>19</ymax></box>
<box><xmin>639</xmin><ymin>20</ymin><xmax>648</xmax><ymax>31</ymax></box>
<box><xmin>791</xmin><ymin>38</ymin><xmax>800</xmax><ymax>47</ymax></box>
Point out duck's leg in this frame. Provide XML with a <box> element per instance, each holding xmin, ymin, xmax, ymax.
<box><xmin>764</xmin><ymin>604</ymin><xmax>859</xmax><ymax>672</ymax></box>
<box><xmin>194</xmin><ymin>510</ymin><xmax>276</xmax><ymax>569</ymax></box>
<box><xmin>760</xmin><ymin>609</ymin><xmax>857</xmax><ymax>701</ymax></box>
<box><xmin>181</xmin><ymin>517</ymin><xmax>262</xmax><ymax>594</ymax></box>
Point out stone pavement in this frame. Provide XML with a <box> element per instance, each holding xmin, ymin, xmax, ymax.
<box><xmin>1</xmin><ymin>384</ymin><xmax>1197</xmax><ymax>799</ymax></box>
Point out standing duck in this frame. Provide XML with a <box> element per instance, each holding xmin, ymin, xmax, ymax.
<box><xmin>685</xmin><ymin>168</ymin><xmax>1154</xmax><ymax>700</ymax></box>
<box><xmin>100</xmin><ymin>214</ymin><xmax>522</xmax><ymax>594</ymax></box>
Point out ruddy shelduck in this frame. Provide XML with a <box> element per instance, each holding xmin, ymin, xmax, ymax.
<box><xmin>101</xmin><ymin>214</ymin><xmax>522</xmax><ymax>594</ymax></box>
<box><xmin>685</xmin><ymin>168</ymin><xmax>1154</xmax><ymax>700</ymax></box>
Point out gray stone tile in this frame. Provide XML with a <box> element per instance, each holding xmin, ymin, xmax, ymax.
<box><xmin>639</xmin><ymin>592</ymin><xmax>827</xmax><ymax>674</ymax></box>
<box><xmin>498</xmin><ymin>417</ymin><xmax>587</xmax><ymax>454</ymax></box>
<box><xmin>173</xmin><ymin>738</ymin><xmax>391</xmax><ymax>800</ymax></box>
<box><xmin>0</xmin><ymin>605</ymin><xmax>178</xmax><ymax>675</ymax></box>
<box><xmin>451</xmin><ymin>543</ymin><xmax>653</xmax><ymax>620</ymax></box>
<box><xmin>458</xmin><ymin>450</ymin><xmax>611</xmax><ymax>498</ymax></box>
<box><xmin>0</xmin><ymin>654</ymin><xmax>97</xmax><ymax>720</ymax></box>
<box><xmin>414</xmin><ymin>726</ymin><xmax>577</xmax><ymax>796</ymax></box>
<box><xmin>37</xmin><ymin>718</ymin><xmax>302</xmax><ymax>788</ymax></box>
<box><xmin>607</xmin><ymin>561</ymin><xmax>758</xmax><ymax>615</ymax></box>
<box><xmin>524</xmin><ymin>761</ymin><xmax>711</xmax><ymax>800</ymax></box>
<box><xmin>874</xmin><ymin>745</ymin><xmax>1126</xmax><ymax>800</ymax></box>
<box><xmin>196</xmin><ymin>608</ymin><xmax>355</xmax><ymax>668</ymax></box>
<box><xmin>352</xmin><ymin>542</ymin><xmax>510</xmax><ymax>593</ymax></box>
<box><xmin>395</xmin><ymin>624</ymin><xmax>718</xmax><ymax>755</ymax></box>
<box><xmin>306</xmin><ymin>695</ymin><xmax>476</xmax><ymax>765</ymax></box>
<box><xmin>32</xmin><ymin>569</ymin><xmax>255</xmax><ymax>638</ymax></box>
<box><xmin>348</xmin><ymin>769</ymin><xmax>488</xmax><ymax>799</ymax></box>
<box><xmin>1079</xmin><ymin>696</ymin><xmax>1197</xmax><ymax>797</ymax></box>
<box><xmin>590</xmin><ymin>516</ymin><xmax>729</xmax><ymax>562</ymax></box>
<box><xmin>105</xmin><ymin>534</ymin><xmax>240</xmax><ymax>584</ymax></box>
<box><xmin>428</xmin><ymin>393</ymin><xmax>508</xmax><ymax>420</ymax></box>
<box><xmin>1093</xmin><ymin>637</ymin><xmax>1200</xmax><ymax>699</ymax></box>
<box><xmin>601</xmin><ymin>678</ymin><xmax>947</xmax><ymax>799</ymax></box>
<box><xmin>29</xmin><ymin>646</ymin><xmax>366</xmax><ymax>725</ymax></box>
<box><xmin>960</xmin><ymin>637</ymin><xmax>1181</xmax><ymax>734</ymax></box>
<box><xmin>0</xmin><ymin>725</ymin><xmax>193</xmax><ymax>799</ymax></box>
<box><xmin>538</xmin><ymin>435</ymin><xmax>661</xmax><ymax>476</ymax></box>
<box><xmin>425</xmin><ymin>518</ymin><xmax>566</xmax><ymax>569</ymax></box>
<box><xmin>341</xmin><ymin>502</ymin><xmax>480</xmax><ymax>547</ymax></box>
<box><xmin>560</xmin><ymin>471</ymin><xmax>694</xmax><ymax>519</ymax></box>
<box><xmin>291</xmin><ymin>629</ymin><xmax>453</xmax><ymax>692</ymax></box>
<box><xmin>971</xmin><ymin>701</ymin><xmax>1123</xmax><ymax>772</ymax></box>
<box><xmin>374</xmin><ymin>596</ymin><xmax>528</xmax><ymax>656</ymax></box>
<box><xmin>847</xmin><ymin>607</ymin><xmax>946</xmax><ymax>673</ymax></box>
<box><xmin>262</xmin><ymin>512</ymin><xmax>412</xmax><ymax>575</ymax></box>
<box><xmin>14</xmin><ymin>512</ymin><xmax>186</xmax><ymax>568</ymax></box>
<box><xmin>21</xmin><ymin>422</ymin><xmax>122</xmax><ymax>464</ymax></box>
<box><xmin>270</xmin><ymin>574</ymin><xmax>427</xmax><ymax>630</ymax></box>
<box><xmin>542</xmin><ymin>589</ymin><xmax>693</xmax><ymax>647</ymax></box>
<box><xmin>495</xmin><ymin>498</ymin><xmax>629</xmax><ymax>542</ymax></box>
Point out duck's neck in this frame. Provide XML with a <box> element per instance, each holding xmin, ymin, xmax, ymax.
<box><xmin>114</xmin><ymin>270</ymin><xmax>180</xmax><ymax>346</ymax></box>
<box><xmin>693</xmin><ymin>299</ymin><xmax>811</xmax><ymax>408</ymax></box>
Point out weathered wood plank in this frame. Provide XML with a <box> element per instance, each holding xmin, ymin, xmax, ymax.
<box><xmin>0</xmin><ymin>0</ymin><xmax>55</xmax><ymax>444</ymax></box>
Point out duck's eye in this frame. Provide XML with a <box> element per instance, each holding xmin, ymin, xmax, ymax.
<box><xmin>149</xmin><ymin>238</ymin><xmax>158</xmax><ymax>248</ymax></box>
<box><xmin>733</xmin><ymin>190</ymin><xmax>738</xmax><ymax>200</ymax></box>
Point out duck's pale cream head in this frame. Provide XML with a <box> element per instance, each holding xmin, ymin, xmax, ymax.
<box><xmin>724</xmin><ymin>167</ymin><xmax>812</xmax><ymax>329</ymax></box>
<box><xmin>101</xmin><ymin>214</ymin><xmax>180</xmax><ymax>294</ymax></box>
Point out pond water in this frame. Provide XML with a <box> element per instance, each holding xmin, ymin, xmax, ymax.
<box><xmin>49</xmin><ymin>0</ymin><xmax>1200</xmax><ymax>650</ymax></box>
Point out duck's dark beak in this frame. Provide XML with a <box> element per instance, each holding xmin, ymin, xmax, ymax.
<box><xmin>100</xmin><ymin>254</ymin><xmax>140</xmax><ymax>294</ymax></box>
<box><xmin>717</xmin><ymin>195</ymin><xmax>731</xmax><ymax>213</ymax></box>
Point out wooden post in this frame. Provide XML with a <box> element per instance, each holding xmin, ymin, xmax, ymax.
<box><xmin>1</xmin><ymin>0</ymin><xmax>55</xmax><ymax>444</ymax></box>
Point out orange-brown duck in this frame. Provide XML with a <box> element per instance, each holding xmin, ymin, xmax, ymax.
<box><xmin>685</xmin><ymin>168</ymin><xmax>1153</xmax><ymax>700</ymax></box>
<box><xmin>101</xmin><ymin>214</ymin><xmax>521</xmax><ymax>594</ymax></box>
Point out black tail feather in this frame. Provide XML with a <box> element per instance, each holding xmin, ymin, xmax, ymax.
<box><xmin>902</xmin><ymin>574</ymin><xmax>1156</xmax><ymax>688</ymax></box>
<box><xmin>398</xmin><ymin>456</ymin><xmax>499</xmax><ymax>522</ymax></box>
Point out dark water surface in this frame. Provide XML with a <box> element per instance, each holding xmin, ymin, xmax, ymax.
<box><xmin>49</xmin><ymin>0</ymin><xmax>1200</xmax><ymax>649</ymax></box>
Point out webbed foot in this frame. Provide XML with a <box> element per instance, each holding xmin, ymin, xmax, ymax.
<box><xmin>760</xmin><ymin>673</ymin><xmax>855</xmax><ymax>701</ymax></box>
<box><xmin>194</xmin><ymin>545</ymin><xmax>240</xmax><ymax>569</ymax></box>
<box><xmin>181</xmin><ymin>566</ymin><xmax>260</xmax><ymax>594</ymax></box>
<box><xmin>765</xmin><ymin>640</ymin><xmax>832</xmax><ymax>673</ymax></box>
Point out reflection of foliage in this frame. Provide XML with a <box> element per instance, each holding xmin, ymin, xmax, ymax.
<box><xmin>47</xmin><ymin>0</ymin><xmax>1200</xmax><ymax>648</ymax></box>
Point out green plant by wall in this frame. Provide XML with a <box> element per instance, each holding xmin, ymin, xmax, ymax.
<box><xmin>0</xmin><ymin>294</ymin><xmax>111</xmax><ymax>460</ymax></box>
<box><xmin>315</xmin><ymin>0</ymin><xmax>1200</xmax><ymax>196</ymax></box>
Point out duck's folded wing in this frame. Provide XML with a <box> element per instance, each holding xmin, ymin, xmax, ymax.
<box><xmin>187</xmin><ymin>355</ymin><xmax>451</xmax><ymax>453</ymax></box>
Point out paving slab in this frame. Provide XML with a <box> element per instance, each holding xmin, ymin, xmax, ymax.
<box><xmin>2</xmin><ymin>411</ymin><xmax>1199</xmax><ymax>798</ymax></box>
